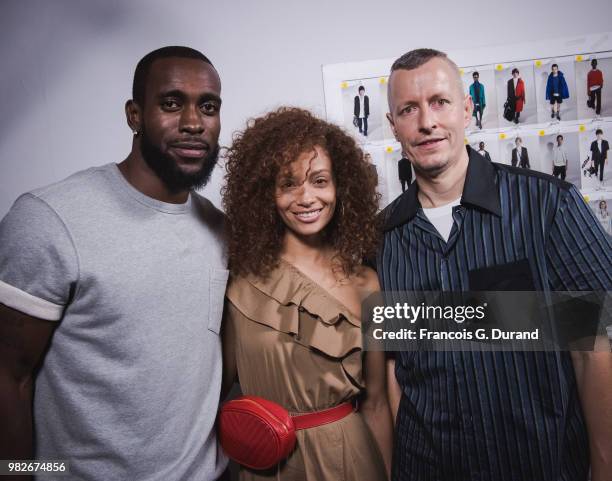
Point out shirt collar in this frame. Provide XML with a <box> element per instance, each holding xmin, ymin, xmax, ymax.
<box><xmin>383</xmin><ymin>145</ymin><xmax>501</xmax><ymax>231</ymax></box>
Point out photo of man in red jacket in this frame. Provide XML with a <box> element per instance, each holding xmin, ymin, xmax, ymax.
<box><xmin>588</xmin><ymin>58</ymin><xmax>604</xmax><ymax>116</ymax></box>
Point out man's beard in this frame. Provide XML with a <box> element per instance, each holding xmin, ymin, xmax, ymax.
<box><xmin>140</xmin><ymin>128</ymin><xmax>219</xmax><ymax>194</ymax></box>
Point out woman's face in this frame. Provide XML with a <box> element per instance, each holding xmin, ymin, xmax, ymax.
<box><xmin>600</xmin><ymin>201</ymin><xmax>607</xmax><ymax>211</ymax></box>
<box><xmin>275</xmin><ymin>145</ymin><xmax>337</xmax><ymax>239</ymax></box>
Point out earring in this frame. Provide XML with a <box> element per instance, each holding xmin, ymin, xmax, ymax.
<box><xmin>132</xmin><ymin>130</ymin><xmax>139</xmax><ymax>136</ymax></box>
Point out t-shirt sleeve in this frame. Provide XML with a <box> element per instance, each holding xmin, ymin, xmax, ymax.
<box><xmin>545</xmin><ymin>185</ymin><xmax>612</xmax><ymax>291</ymax></box>
<box><xmin>0</xmin><ymin>193</ymin><xmax>79</xmax><ymax>320</ymax></box>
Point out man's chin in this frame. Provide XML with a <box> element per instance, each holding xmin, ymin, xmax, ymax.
<box><xmin>146</xmin><ymin>156</ymin><xmax>217</xmax><ymax>193</ymax></box>
<box><xmin>413</xmin><ymin>157</ymin><xmax>449</xmax><ymax>177</ymax></box>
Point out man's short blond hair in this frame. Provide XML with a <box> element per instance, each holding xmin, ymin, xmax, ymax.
<box><xmin>389</xmin><ymin>48</ymin><xmax>463</xmax><ymax>96</ymax></box>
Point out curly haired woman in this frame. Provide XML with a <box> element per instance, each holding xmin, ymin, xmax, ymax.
<box><xmin>221</xmin><ymin>107</ymin><xmax>391</xmax><ymax>481</ymax></box>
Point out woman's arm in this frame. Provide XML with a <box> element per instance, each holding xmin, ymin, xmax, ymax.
<box><xmin>386</xmin><ymin>358</ymin><xmax>402</xmax><ymax>424</ymax></box>
<box><xmin>358</xmin><ymin>266</ymin><xmax>394</xmax><ymax>479</ymax></box>
<box><xmin>220</xmin><ymin>300</ymin><xmax>238</xmax><ymax>401</ymax></box>
<box><xmin>362</xmin><ymin>350</ymin><xmax>394</xmax><ymax>479</ymax></box>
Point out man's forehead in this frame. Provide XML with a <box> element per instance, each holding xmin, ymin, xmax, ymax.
<box><xmin>389</xmin><ymin>59</ymin><xmax>460</xmax><ymax>101</ymax></box>
<box><xmin>147</xmin><ymin>57</ymin><xmax>221</xmax><ymax>93</ymax></box>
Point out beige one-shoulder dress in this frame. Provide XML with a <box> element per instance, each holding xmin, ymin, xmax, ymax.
<box><xmin>224</xmin><ymin>260</ymin><xmax>386</xmax><ymax>481</ymax></box>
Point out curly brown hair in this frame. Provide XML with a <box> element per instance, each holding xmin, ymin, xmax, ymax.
<box><xmin>222</xmin><ymin>107</ymin><xmax>380</xmax><ymax>278</ymax></box>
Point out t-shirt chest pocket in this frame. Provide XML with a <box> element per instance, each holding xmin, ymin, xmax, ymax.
<box><xmin>208</xmin><ymin>268</ymin><xmax>229</xmax><ymax>334</ymax></box>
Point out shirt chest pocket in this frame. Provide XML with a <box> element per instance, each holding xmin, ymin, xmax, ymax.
<box><xmin>208</xmin><ymin>268</ymin><xmax>229</xmax><ymax>334</ymax></box>
<box><xmin>468</xmin><ymin>258</ymin><xmax>535</xmax><ymax>291</ymax></box>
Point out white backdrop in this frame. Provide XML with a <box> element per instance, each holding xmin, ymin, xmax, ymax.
<box><xmin>2</xmin><ymin>0</ymin><xmax>612</xmax><ymax>217</ymax></box>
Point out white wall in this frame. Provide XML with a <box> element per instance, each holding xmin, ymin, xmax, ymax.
<box><xmin>1</xmin><ymin>0</ymin><xmax>611</xmax><ymax>216</ymax></box>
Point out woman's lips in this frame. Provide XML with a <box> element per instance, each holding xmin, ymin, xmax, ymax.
<box><xmin>293</xmin><ymin>208</ymin><xmax>323</xmax><ymax>223</ymax></box>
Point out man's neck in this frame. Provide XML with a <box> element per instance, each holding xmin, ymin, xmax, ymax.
<box><xmin>415</xmin><ymin>148</ymin><xmax>469</xmax><ymax>209</ymax></box>
<box><xmin>118</xmin><ymin>148</ymin><xmax>190</xmax><ymax>204</ymax></box>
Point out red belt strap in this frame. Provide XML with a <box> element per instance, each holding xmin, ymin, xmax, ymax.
<box><xmin>292</xmin><ymin>402</ymin><xmax>355</xmax><ymax>430</ymax></box>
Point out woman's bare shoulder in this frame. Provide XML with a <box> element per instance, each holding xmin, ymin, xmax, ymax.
<box><xmin>351</xmin><ymin>265</ymin><xmax>380</xmax><ymax>297</ymax></box>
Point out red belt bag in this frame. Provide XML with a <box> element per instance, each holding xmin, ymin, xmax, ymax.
<box><xmin>218</xmin><ymin>395</ymin><xmax>355</xmax><ymax>470</ymax></box>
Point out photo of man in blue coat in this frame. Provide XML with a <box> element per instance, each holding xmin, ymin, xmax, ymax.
<box><xmin>546</xmin><ymin>63</ymin><xmax>570</xmax><ymax>121</ymax></box>
<box><xmin>469</xmin><ymin>71</ymin><xmax>486</xmax><ymax>129</ymax></box>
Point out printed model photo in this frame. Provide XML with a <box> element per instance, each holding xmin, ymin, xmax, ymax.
<box><xmin>538</xmin><ymin>132</ymin><xmax>580</xmax><ymax>186</ymax></box>
<box><xmin>468</xmin><ymin>138</ymin><xmax>500</xmax><ymax>163</ymax></box>
<box><xmin>498</xmin><ymin>135</ymin><xmax>541</xmax><ymax>170</ymax></box>
<box><xmin>463</xmin><ymin>68</ymin><xmax>499</xmax><ymax>131</ymax></box>
<box><xmin>496</xmin><ymin>64</ymin><xmax>538</xmax><ymax>126</ymax></box>
<box><xmin>576</xmin><ymin>56</ymin><xmax>612</xmax><ymax>119</ymax></box>
<box><xmin>580</xmin><ymin>127</ymin><xmax>610</xmax><ymax>191</ymax></box>
<box><xmin>341</xmin><ymin>78</ymin><xmax>385</xmax><ymax>142</ymax></box>
<box><xmin>535</xmin><ymin>59</ymin><xmax>577</xmax><ymax>123</ymax></box>
<box><xmin>589</xmin><ymin>197</ymin><xmax>612</xmax><ymax>234</ymax></box>
<box><xmin>383</xmin><ymin>145</ymin><xmax>407</xmax><ymax>207</ymax></box>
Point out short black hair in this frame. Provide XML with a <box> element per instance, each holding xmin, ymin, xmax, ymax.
<box><xmin>515</xmin><ymin>136</ymin><xmax>522</xmax><ymax>143</ymax></box>
<box><xmin>596</xmin><ymin>129</ymin><xmax>603</xmax><ymax>135</ymax></box>
<box><xmin>473</xmin><ymin>71</ymin><xmax>479</xmax><ymax>77</ymax></box>
<box><xmin>358</xmin><ymin>85</ymin><xmax>365</xmax><ymax>92</ymax></box>
<box><xmin>132</xmin><ymin>46</ymin><xmax>214</xmax><ymax>106</ymax></box>
<box><xmin>556</xmin><ymin>134</ymin><xmax>564</xmax><ymax>141</ymax></box>
<box><xmin>551</xmin><ymin>63</ymin><xmax>559</xmax><ymax>69</ymax></box>
<box><xmin>391</xmin><ymin>48</ymin><xmax>456</xmax><ymax>73</ymax></box>
<box><xmin>591</xmin><ymin>59</ymin><xmax>598</xmax><ymax>68</ymax></box>
<box><xmin>512</xmin><ymin>68</ymin><xmax>519</xmax><ymax>75</ymax></box>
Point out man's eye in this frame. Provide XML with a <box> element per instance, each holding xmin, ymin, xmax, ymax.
<box><xmin>401</xmin><ymin>106</ymin><xmax>415</xmax><ymax>114</ymax></box>
<box><xmin>162</xmin><ymin>100</ymin><xmax>179</xmax><ymax>109</ymax></box>
<box><xmin>201</xmin><ymin>102</ymin><xmax>219</xmax><ymax>114</ymax></box>
<box><xmin>436</xmin><ymin>99</ymin><xmax>449</xmax><ymax>106</ymax></box>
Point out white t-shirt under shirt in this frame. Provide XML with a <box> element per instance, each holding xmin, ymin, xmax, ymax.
<box><xmin>422</xmin><ymin>197</ymin><xmax>462</xmax><ymax>242</ymax></box>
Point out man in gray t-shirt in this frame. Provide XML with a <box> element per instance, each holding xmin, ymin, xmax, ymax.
<box><xmin>0</xmin><ymin>47</ymin><xmax>228</xmax><ymax>481</ymax></box>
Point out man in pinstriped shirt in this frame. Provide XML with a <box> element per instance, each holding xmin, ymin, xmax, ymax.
<box><xmin>379</xmin><ymin>48</ymin><xmax>612</xmax><ymax>481</ymax></box>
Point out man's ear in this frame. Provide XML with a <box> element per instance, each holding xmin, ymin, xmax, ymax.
<box><xmin>125</xmin><ymin>100</ymin><xmax>141</xmax><ymax>134</ymax></box>
<box><xmin>463</xmin><ymin>93</ymin><xmax>473</xmax><ymax>129</ymax></box>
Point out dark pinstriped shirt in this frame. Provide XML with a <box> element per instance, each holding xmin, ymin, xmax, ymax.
<box><xmin>377</xmin><ymin>147</ymin><xmax>612</xmax><ymax>481</ymax></box>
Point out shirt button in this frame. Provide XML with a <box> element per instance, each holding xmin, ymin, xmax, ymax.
<box><xmin>298</xmin><ymin>306</ymin><xmax>305</xmax><ymax>312</ymax></box>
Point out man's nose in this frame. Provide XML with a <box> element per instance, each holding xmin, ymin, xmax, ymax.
<box><xmin>179</xmin><ymin>105</ymin><xmax>204</xmax><ymax>134</ymax></box>
<box><xmin>417</xmin><ymin>104</ymin><xmax>436</xmax><ymax>133</ymax></box>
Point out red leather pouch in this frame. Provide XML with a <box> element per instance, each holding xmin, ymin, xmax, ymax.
<box><xmin>218</xmin><ymin>396</ymin><xmax>297</xmax><ymax>470</ymax></box>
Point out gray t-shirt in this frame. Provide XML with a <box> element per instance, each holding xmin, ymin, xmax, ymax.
<box><xmin>0</xmin><ymin>164</ymin><xmax>228</xmax><ymax>480</ymax></box>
